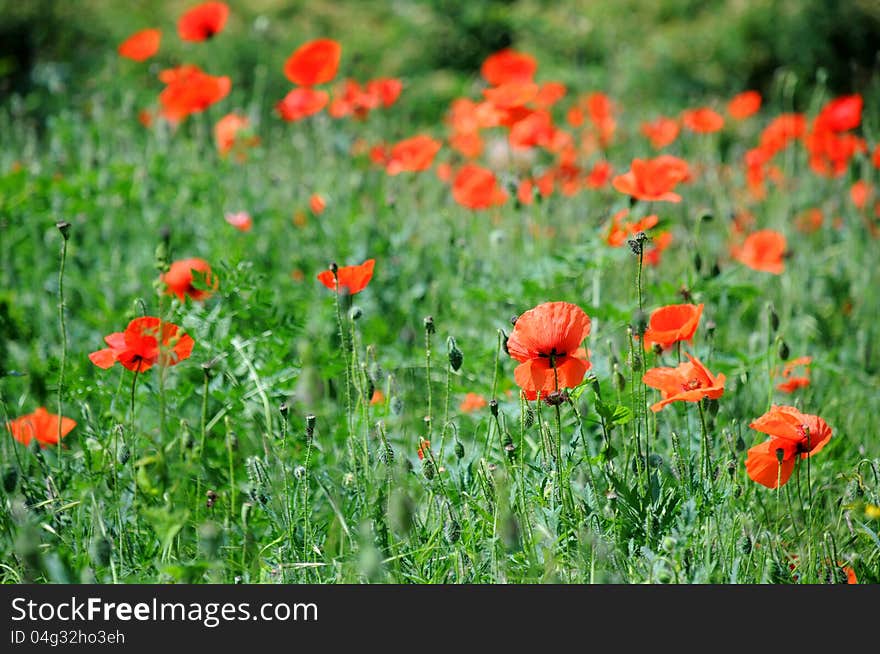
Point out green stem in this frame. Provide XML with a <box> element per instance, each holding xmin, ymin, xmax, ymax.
<box><xmin>57</xmin><ymin>231</ymin><xmax>69</xmax><ymax>452</ymax></box>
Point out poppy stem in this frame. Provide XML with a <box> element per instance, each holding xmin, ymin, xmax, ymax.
<box><xmin>332</xmin><ymin>278</ymin><xmax>355</xmax><ymax>451</ymax></box>
<box><xmin>56</xmin><ymin>224</ymin><xmax>69</xmax><ymax>456</ymax></box>
<box><xmin>697</xmin><ymin>399</ymin><xmax>711</xmax><ymax>485</ymax></box>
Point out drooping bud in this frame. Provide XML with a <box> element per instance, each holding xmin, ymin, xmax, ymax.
<box><xmin>454</xmin><ymin>440</ymin><xmax>465</xmax><ymax>459</ymax></box>
<box><xmin>56</xmin><ymin>220</ymin><xmax>71</xmax><ymax>241</ymax></box>
<box><xmin>778</xmin><ymin>339</ymin><xmax>790</xmax><ymax>361</ymax></box>
<box><xmin>447</xmin><ymin>336</ymin><xmax>463</xmax><ymax>371</ymax></box>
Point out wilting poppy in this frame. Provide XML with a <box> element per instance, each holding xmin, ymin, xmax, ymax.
<box><xmin>214</xmin><ymin>113</ymin><xmax>258</xmax><ymax>158</ymax></box>
<box><xmin>317</xmin><ymin>259</ymin><xmax>375</xmax><ymax>295</ymax></box>
<box><xmin>460</xmin><ymin>392</ymin><xmax>488</xmax><ymax>413</ymax></box>
<box><xmin>6</xmin><ymin>407</ymin><xmax>76</xmax><ymax>448</ymax></box>
<box><xmin>642</xmin><ymin>303</ymin><xmax>704</xmax><ymax>351</ymax></box>
<box><xmin>310</xmin><ymin>193</ymin><xmax>326</xmax><ymax>215</ymax></box>
<box><xmin>158</xmin><ymin>64</ymin><xmax>231</xmax><ymax>122</ymax></box>
<box><xmin>681</xmin><ymin>107</ymin><xmax>724</xmax><ymax>133</ymax></box>
<box><xmin>745</xmin><ymin>405</ymin><xmax>832</xmax><ymax>488</ymax></box>
<box><xmin>642</xmin><ymin>353</ymin><xmax>725</xmax><ymax>412</ymax></box>
<box><xmin>118</xmin><ymin>28</ymin><xmax>161</xmax><ymax>62</ymax></box>
<box><xmin>481</xmin><ymin>49</ymin><xmax>537</xmax><ymax>86</ymax></box>
<box><xmin>163</xmin><ymin>258</ymin><xmax>218</xmax><ymax>301</ymax></box>
<box><xmin>276</xmin><ymin>87</ymin><xmax>329</xmax><ymax>121</ymax></box>
<box><xmin>727</xmin><ymin>91</ymin><xmax>761</xmax><ymax>120</ymax></box>
<box><xmin>89</xmin><ymin>317</ymin><xmax>195</xmax><ymax>373</ymax></box>
<box><xmin>225</xmin><ymin>211</ymin><xmax>252</xmax><ymax>232</ymax></box>
<box><xmin>384</xmin><ymin>135</ymin><xmax>442</xmax><ymax>175</ymax></box>
<box><xmin>641</xmin><ymin>117</ymin><xmax>679</xmax><ymax>149</ymax></box>
<box><xmin>815</xmin><ymin>94</ymin><xmax>863</xmax><ymax>133</ymax></box>
<box><xmin>284</xmin><ymin>38</ymin><xmax>342</xmax><ymax>86</ymax></box>
<box><xmin>178</xmin><ymin>2</ymin><xmax>229</xmax><ymax>42</ymax></box>
<box><xmin>731</xmin><ymin>229</ymin><xmax>787</xmax><ymax>274</ymax></box>
<box><xmin>776</xmin><ymin>356</ymin><xmax>811</xmax><ymax>393</ymax></box>
<box><xmin>506</xmin><ymin>301</ymin><xmax>592</xmax><ymax>399</ymax></box>
<box><xmin>452</xmin><ymin>164</ymin><xmax>507</xmax><ymax>210</ymax></box>
<box><xmin>612</xmin><ymin>156</ymin><xmax>689</xmax><ymax>203</ymax></box>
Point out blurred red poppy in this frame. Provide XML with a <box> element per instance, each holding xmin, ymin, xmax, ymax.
<box><xmin>159</xmin><ymin>65</ymin><xmax>231</xmax><ymax>122</ymax></box>
<box><xmin>731</xmin><ymin>229</ymin><xmax>786</xmax><ymax>274</ymax></box>
<box><xmin>385</xmin><ymin>135</ymin><xmax>442</xmax><ymax>175</ymax></box>
<box><xmin>613</xmin><ymin>156</ymin><xmax>689</xmax><ymax>203</ymax></box>
<box><xmin>118</xmin><ymin>28</ymin><xmax>161</xmax><ymax>62</ymax></box>
<box><xmin>727</xmin><ymin>91</ymin><xmax>761</xmax><ymax>120</ymax></box>
<box><xmin>317</xmin><ymin>259</ymin><xmax>375</xmax><ymax>295</ymax></box>
<box><xmin>178</xmin><ymin>2</ymin><xmax>229</xmax><ymax>42</ymax></box>
<box><xmin>481</xmin><ymin>49</ymin><xmax>537</xmax><ymax>86</ymax></box>
<box><xmin>641</xmin><ymin>117</ymin><xmax>679</xmax><ymax>149</ymax></box>
<box><xmin>89</xmin><ymin>317</ymin><xmax>194</xmax><ymax>373</ymax></box>
<box><xmin>585</xmin><ymin>160</ymin><xmax>613</xmax><ymax>189</ymax></box>
<box><xmin>642</xmin><ymin>353</ymin><xmax>725</xmax><ymax>412</ymax></box>
<box><xmin>681</xmin><ymin>107</ymin><xmax>724</xmax><ymax>133</ymax></box>
<box><xmin>850</xmin><ymin>180</ymin><xmax>871</xmax><ymax>209</ymax></box>
<box><xmin>163</xmin><ymin>258</ymin><xmax>218</xmax><ymax>301</ymax></box>
<box><xmin>507</xmin><ymin>301</ymin><xmax>592</xmax><ymax>399</ymax></box>
<box><xmin>276</xmin><ymin>88</ymin><xmax>329</xmax><ymax>121</ymax></box>
<box><xmin>776</xmin><ymin>356</ymin><xmax>811</xmax><ymax>393</ymax></box>
<box><xmin>452</xmin><ymin>164</ymin><xmax>507</xmax><ymax>210</ymax></box>
<box><xmin>815</xmin><ymin>94</ymin><xmax>862</xmax><ymax>132</ymax></box>
<box><xmin>214</xmin><ymin>113</ymin><xmax>258</xmax><ymax>158</ymax></box>
<box><xmin>6</xmin><ymin>407</ymin><xmax>76</xmax><ymax>448</ymax></box>
<box><xmin>460</xmin><ymin>392</ymin><xmax>488</xmax><ymax>413</ymax></box>
<box><xmin>225</xmin><ymin>211</ymin><xmax>252</xmax><ymax>232</ymax></box>
<box><xmin>284</xmin><ymin>38</ymin><xmax>342</xmax><ymax>86</ymax></box>
<box><xmin>310</xmin><ymin>193</ymin><xmax>326</xmax><ymax>215</ymax></box>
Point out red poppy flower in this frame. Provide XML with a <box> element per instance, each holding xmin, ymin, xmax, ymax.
<box><xmin>727</xmin><ymin>91</ymin><xmax>761</xmax><ymax>120</ymax></box>
<box><xmin>483</xmin><ymin>81</ymin><xmax>539</xmax><ymax>109</ymax></box>
<box><xmin>642</xmin><ymin>353</ymin><xmax>725</xmax><ymax>412</ymax></box>
<box><xmin>604</xmin><ymin>210</ymin><xmax>658</xmax><ymax>247</ymax></box>
<box><xmin>310</xmin><ymin>193</ymin><xmax>326</xmax><ymax>215</ymax></box>
<box><xmin>384</xmin><ymin>134</ymin><xmax>442</xmax><ymax>175</ymax></box>
<box><xmin>508</xmin><ymin>110</ymin><xmax>555</xmax><ymax>150</ymax></box>
<box><xmin>460</xmin><ymin>392</ymin><xmax>488</xmax><ymax>413</ymax></box>
<box><xmin>118</xmin><ymin>28</ymin><xmax>161</xmax><ymax>62</ymax></box>
<box><xmin>178</xmin><ymin>2</ymin><xmax>229</xmax><ymax>42</ymax></box>
<box><xmin>805</xmin><ymin>129</ymin><xmax>866</xmax><ymax>178</ymax></box>
<box><xmin>533</xmin><ymin>81</ymin><xmax>567</xmax><ymax>108</ymax></box>
<box><xmin>681</xmin><ymin>107</ymin><xmax>724</xmax><ymax>133</ymax></box>
<box><xmin>794</xmin><ymin>208</ymin><xmax>824</xmax><ymax>234</ymax></box>
<box><xmin>366</xmin><ymin>78</ymin><xmax>403</xmax><ymax>108</ymax></box>
<box><xmin>815</xmin><ymin>94</ymin><xmax>863</xmax><ymax>133</ymax></box>
<box><xmin>641</xmin><ymin>117</ymin><xmax>679</xmax><ymax>149</ymax></box>
<box><xmin>850</xmin><ymin>180</ymin><xmax>871</xmax><ymax>210</ymax></box>
<box><xmin>776</xmin><ymin>356</ymin><xmax>811</xmax><ymax>393</ymax></box>
<box><xmin>317</xmin><ymin>259</ymin><xmax>375</xmax><ymax>295</ymax></box>
<box><xmin>284</xmin><ymin>38</ymin><xmax>342</xmax><ymax>87</ymax></box>
<box><xmin>644</xmin><ymin>231</ymin><xmax>673</xmax><ymax>267</ymax></box>
<box><xmin>873</xmin><ymin>144</ymin><xmax>880</xmax><ymax>169</ymax></box>
<box><xmin>6</xmin><ymin>407</ymin><xmax>76</xmax><ymax>448</ymax></box>
<box><xmin>163</xmin><ymin>258</ymin><xmax>218</xmax><ymax>301</ymax></box>
<box><xmin>225</xmin><ymin>211</ymin><xmax>252</xmax><ymax>232</ymax></box>
<box><xmin>89</xmin><ymin>317</ymin><xmax>195</xmax><ymax>373</ymax></box>
<box><xmin>370</xmin><ymin>389</ymin><xmax>385</xmax><ymax>405</ymax></box>
<box><xmin>642</xmin><ymin>303</ymin><xmax>704</xmax><ymax>351</ymax></box>
<box><xmin>158</xmin><ymin>65</ymin><xmax>231</xmax><ymax>122</ymax></box>
<box><xmin>745</xmin><ymin>405</ymin><xmax>832</xmax><ymax>488</ymax></box>
<box><xmin>612</xmin><ymin>156</ymin><xmax>689</xmax><ymax>203</ymax></box>
<box><xmin>759</xmin><ymin>114</ymin><xmax>806</xmax><ymax>156</ymax></box>
<box><xmin>507</xmin><ymin>301</ymin><xmax>592</xmax><ymax>399</ymax></box>
<box><xmin>452</xmin><ymin>164</ymin><xmax>507</xmax><ymax>210</ymax></box>
<box><xmin>481</xmin><ymin>49</ymin><xmax>537</xmax><ymax>86</ymax></box>
<box><xmin>585</xmin><ymin>160</ymin><xmax>613</xmax><ymax>189</ymax></box>
<box><xmin>214</xmin><ymin>113</ymin><xmax>258</xmax><ymax>158</ymax></box>
<box><xmin>328</xmin><ymin>79</ymin><xmax>375</xmax><ymax>119</ymax></box>
<box><xmin>731</xmin><ymin>229</ymin><xmax>786</xmax><ymax>274</ymax></box>
<box><xmin>276</xmin><ymin>87</ymin><xmax>329</xmax><ymax>121</ymax></box>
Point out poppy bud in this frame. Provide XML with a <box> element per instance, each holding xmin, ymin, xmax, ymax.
<box><xmin>246</xmin><ymin>456</ymin><xmax>270</xmax><ymax>506</ymax></box>
<box><xmin>329</xmin><ymin>262</ymin><xmax>338</xmax><ymax>275</ymax></box>
<box><xmin>588</xmin><ymin>373</ymin><xmax>600</xmax><ymax>395</ymax></box>
<box><xmin>631</xmin><ymin>352</ymin><xmax>642</xmax><ymax>372</ymax></box>
<box><xmin>422</xmin><ymin>458</ymin><xmax>436</xmax><ymax>480</ymax></box>
<box><xmin>632</xmin><ymin>310</ymin><xmax>648</xmax><ymax>337</ymax></box>
<box><xmin>775</xmin><ymin>448</ymin><xmax>785</xmax><ymax>464</ymax></box>
<box><xmin>710</xmin><ymin>262</ymin><xmax>721</xmax><ymax>277</ymax></box>
<box><xmin>305</xmin><ymin>414</ymin><xmax>316</xmax><ymax>441</ymax></box>
<box><xmin>693</xmin><ymin>251</ymin><xmax>703</xmax><ymax>273</ymax></box>
<box><xmin>614</xmin><ymin>368</ymin><xmax>627</xmax><ymax>392</ymax></box>
<box><xmin>777</xmin><ymin>339</ymin><xmax>789</xmax><ymax>361</ymax></box>
<box><xmin>700</xmin><ymin>211</ymin><xmax>714</xmax><ymax>222</ymax></box>
<box><xmin>454</xmin><ymin>440</ymin><xmax>465</xmax><ymax>459</ymax></box>
<box><xmin>652</xmin><ymin>343</ymin><xmax>663</xmax><ymax>356</ymax></box>
<box><xmin>544</xmin><ymin>390</ymin><xmax>569</xmax><ymax>406</ymax></box>
<box><xmin>56</xmin><ymin>220</ymin><xmax>71</xmax><ymax>241</ymax></box>
<box><xmin>510</xmin><ymin>314</ymin><xmax>518</xmax><ymax>326</ymax></box>
<box><xmin>661</xmin><ymin>536</ymin><xmax>677</xmax><ymax>553</ymax></box>
<box><xmin>379</xmin><ymin>441</ymin><xmax>394</xmax><ymax>465</ymax></box>
<box><xmin>423</xmin><ymin>315</ymin><xmax>435</xmax><ymax>334</ymax></box>
<box><xmin>201</xmin><ymin>360</ymin><xmax>213</xmax><ymax>378</ymax></box>
<box><xmin>390</xmin><ymin>396</ymin><xmax>404</xmax><ymax>415</ymax></box>
<box><xmin>489</xmin><ymin>399</ymin><xmax>499</xmax><ymax>417</ymax></box>
<box><xmin>768</xmin><ymin>304</ymin><xmax>780</xmax><ymax>333</ymax></box>
<box><xmin>736</xmin><ymin>434</ymin><xmax>745</xmax><ymax>452</ymax></box>
<box><xmin>447</xmin><ymin>336</ymin><xmax>463</xmax><ymax>371</ymax></box>
<box><xmin>500</xmin><ymin>329</ymin><xmax>510</xmax><ymax>356</ymax></box>
<box><xmin>524</xmin><ymin>405</ymin><xmax>535</xmax><ymax>428</ymax></box>
<box><xmin>206</xmin><ymin>489</ymin><xmax>218</xmax><ymax>509</ymax></box>
<box><xmin>739</xmin><ymin>535</ymin><xmax>752</xmax><ymax>555</ymax></box>
<box><xmin>349</xmin><ymin>306</ymin><xmax>363</xmax><ymax>321</ymax></box>
<box><xmin>294</xmin><ymin>465</ymin><xmax>307</xmax><ymax>479</ymax></box>
<box><xmin>279</xmin><ymin>402</ymin><xmax>289</xmax><ymax>418</ymax></box>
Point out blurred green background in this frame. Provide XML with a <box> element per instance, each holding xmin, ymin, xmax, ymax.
<box><xmin>2</xmin><ymin>0</ymin><xmax>879</xmax><ymax>124</ymax></box>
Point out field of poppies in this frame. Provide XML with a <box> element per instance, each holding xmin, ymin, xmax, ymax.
<box><xmin>1</xmin><ymin>1</ymin><xmax>879</xmax><ymax>585</ymax></box>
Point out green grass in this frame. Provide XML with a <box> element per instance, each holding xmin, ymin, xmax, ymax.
<box><xmin>1</xmin><ymin>11</ymin><xmax>879</xmax><ymax>584</ymax></box>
